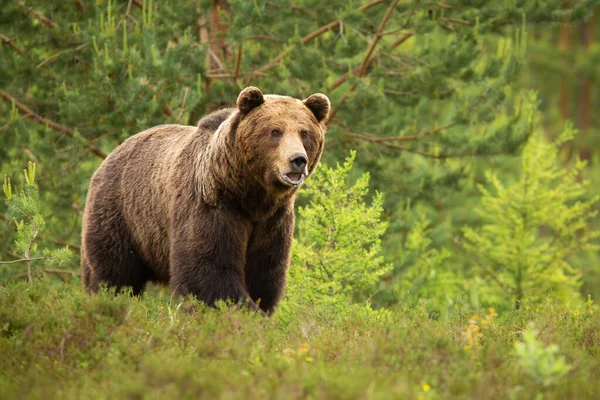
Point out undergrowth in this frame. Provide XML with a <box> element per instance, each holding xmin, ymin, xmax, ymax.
<box><xmin>1</xmin><ymin>279</ymin><xmax>598</xmax><ymax>399</ymax></box>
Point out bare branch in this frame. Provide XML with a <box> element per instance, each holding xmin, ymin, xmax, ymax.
<box><xmin>23</xmin><ymin>147</ymin><xmax>40</xmax><ymax>166</ymax></box>
<box><xmin>329</xmin><ymin>0</ymin><xmax>410</xmax><ymax>122</ymax></box>
<box><xmin>44</xmin><ymin>268</ymin><xmax>79</xmax><ymax>276</ymax></box>
<box><xmin>14</xmin><ymin>268</ymin><xmax>80</xmax><ymax>281</ymax></box>
<box><xmin>53</xmin><ymin>240</ymin><xmax>81</xmax><ymax>251</ymax></box>
<box><xmin>329</xmin><ymin>68</ymin><xmax>358</xmax><ymax>91</ymax></box>
<box><xmin>328</xmin><ymin>31</ymin><xmax>413</xmax><ymax>92</ymax></box>
<box><xmin>389</xmin><ymin>32</ymin><xmax>413</xmax><ymax>49</ymax></box>
<box><xmin>381</xmin><ymin>27</ymin><xmax>405</xmax><ymax>36</ymax></box>
<box><xmin>245</xmin><ymin>35</ymin><xmax>284</xmax><ymax>43</ymax></box>
<box><xmin>207</xmin><ymin>49</ymin><xmax>225</xmax><ymax>72</ymax></box>
<box><xmin>436</xmin><ymin>2</ymin><xmax>455</xmax><ymax>9</ymax></box>
<box><xmin>175</xmin><ymin>87</ymin><xmax>190</xmax><ymax>123</ymax></box>
<box><xmin>19</xmin><ymin>2</ymin><xmax>57</xmax><ymax>28</ymax></box>
<box><xmin>0</xmin><ymin>257</ymin><xmax>50</xmax><ymax>265</ymax></box>
<box><xmin>358</xmin><ymin>0</ymin><xmax>400</xmax><ymax>77</ymax></box>
<box><xmin>340</xmin><ymin>122</ymin><xmax>507</xmax><ymax>159</ymax></box>
<box><xmin>206</xmin><ymin>73</ymin><xmax>235</xmax><ymax>78</ymax></box>
<box><xmin>343</xmin><ymin>123</ymin><xmax>455</xmax><ymax>143</ymax></box>
<box><xmin>437</xmin><ymin>21</ymin><xmax>455</xmax><ymax>31</ymax></box>
<box><xmin>233</xmin><ymin>44</ymin><xmax>243</xmax><ymax>79</ymax></box>
<box><xmin>25</xmin><ymin>228</ymin><xmax>38</xmax><ymax>284</ymax></box>
<box><xmin>1</xmin><ymin>34</ymin><xmax>25</xmax><ymax>56</ymax></box>
<box><xmin>442</xmin><ymin>17</ymin><xmax>471</xmax><ymax>26</ymax></box>
<box><xmin>37</xmin><ymin>43</ymin><xmax>89</xmax><ymax>69</ymax></box>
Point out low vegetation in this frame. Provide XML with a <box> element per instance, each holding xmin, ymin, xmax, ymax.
<box><xmin>1</xmin><ymin>280</ymin><xmax>598</xmax><ymax>399</ymax></box>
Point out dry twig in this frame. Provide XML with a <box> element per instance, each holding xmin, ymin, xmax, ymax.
<box><xmin>1</xmin><ymin>34</ymin><xmax>24</xmax><ymax>56</ymax></box>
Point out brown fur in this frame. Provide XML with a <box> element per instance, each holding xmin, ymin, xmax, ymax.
<box><xmin>81</xmin><ymin>87</ymin><xmax>330</xmax><ymax>313</ymax></box>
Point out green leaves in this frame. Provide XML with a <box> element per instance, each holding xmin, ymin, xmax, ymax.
<box><xmin>463</xmin><ymin>126</ymin><xmax>600</xmax><ymax>309</ymax></box>
<box><xmin>2</xmin><ymin>163</ymin><xmax>73</xmax><ymax>282</ymax></box>
<box><xmin>515</xmin><ymin>324</ymin><xmax>572</xmax><ymax>387</ymax></box>
<box><xmin>287</xmin><ymin>151</ymin><xmax>391</xmax><ymax>308</ymax></box>
<box><xmin>2</xmin><ymin>176</ymin><xmax>12</xmax><ymax>201</ymax></box>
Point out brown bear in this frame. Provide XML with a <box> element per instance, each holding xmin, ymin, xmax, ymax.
<box><xmin>81</xmin><ymin>87</ymin><xmax>330</xmax><ymax>314</ymax></box>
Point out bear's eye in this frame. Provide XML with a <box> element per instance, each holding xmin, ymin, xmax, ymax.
<box><xmin>300</xmin><ymin>129</ymin><xmax>309</xmax><ymax>138</ymax></box>
<box><xmin>271</xmin><ymin>129</ymin><xmax>282</xmax><ymax>137</ymax></box>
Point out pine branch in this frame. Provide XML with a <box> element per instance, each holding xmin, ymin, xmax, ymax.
<box><xmin>37</xmin><ymin>43</ymin><xmax>89</xmax><ymax>69</ymax></box>
<box><xmin>233</xmin><ymin>44</ymin><xmax>243</xmax><ymax>79</ymax></box>
<box><xmin>53</xmin><ymin>240</ymin><xmax>81</xmax><ymax>251</ymax></box>
<box><xmin>1</xmin><ymin>35</ymin><xmax>25</xmax><ymax>56</ymax></box>
<box><xmin>0</xmin><ymin>90</ymin><xmax>107</xmax><ymax>159</ymax></box>
<box><xmin>244</xmin><ymin>35</ymin><xmax>285</xmax><ymax>43</ymax></box>
<box><xmin>23</xmin><ymin>148</ymin><xmax>40</xmax><ymax>166</ymax></box>
<box><xmin>329</xmin><ymin>0</ymin><xmax>407</xmax><ymax>122</ymax></box>
<box><xmin>435</xmin><ymin>2</ymin><xmax>455</xmax><ymax>9</ymax></box>
<box><xmin>343</xmin><ymin>123</ymin><xmax>455</xmax><ymax>143</ymax></box>
<box><xmin>442</xmin><ymin>17</ymin><xmax>471</xmax><ymax>26</ymax></box>
<box><xmin>14</xmin><ymin>268</ymin><xmax>80</xmax><ymax>281</ymax></box>
<box><xmin>19</xmin><ymin>2</ymin><xmax>57</xmax><ymax>29</ymax></box>
<box><xmin>389</xmin><ymin>32</ymin><xmax>414</xmax><ymax>49</ymax></box>
<box><xmin>44</xmin><ymin>268</ymin><xmax>79</xmax><ymax>276</ymax></box>
<box><xmin>329</xmin><ymin>31</ymin><xmax>413</xmax><ymax>92</ymax></box>
<box><xmin>358</xmin><ymin>0</ymin><xmax>400</xmax><ymax>77</ymax></box>
<box><xmin>329</xmin><ymin>68</ymin><xmax>358</xmax><ymax>91</ymax></box>
<box><xmin>175</xmin><ymin>87</ymin><xmax>190</xmax><ymax>123</ymax></box>
<box><xmin>247</xmin><ymin>0</ymin><xmax>387</xmax><ymax>79</ymax></box>
<box><xmin>341</xmin><ymin>126</ymin><xmax>508</xmax><ymax>159</ymax></box>
<box><xmin>0</xmin><ymin>257</ymin><xmax>50</xmax><ymax>265</ymax></box>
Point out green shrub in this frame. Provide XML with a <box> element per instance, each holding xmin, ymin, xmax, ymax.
<box><xmin>284</xmin><ymin>152</ymin><xmax>392</xmax><ymax>311</ymax></box>
<box><xmin>462</xmin><ymin>124</ymin><xmax>599</xmax><ymax>310</ymax></box>
<box><xmin>515</xmin><ymin>324</ymin><xmax>572</xmax><ymax>387</ymax></box>
<box><xmin>2</xmin><ymin>163</ymin><xmax>74</xmax><ymax>283</ymax></box>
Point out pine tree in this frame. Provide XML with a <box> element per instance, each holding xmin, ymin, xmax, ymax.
<box><xmin>1</xmin><ymin>1</ymin><xmax>598</xmax><ymax>303</ymax></box>
<box><xmin>289</xmin><ymin>151</ymin><xmax>391</xmax><ymax>309</ymax></box>
<box><xmin>462</xmin><ymin>123</ymin><xmax>599</xmax><ymax>310</ymax></box>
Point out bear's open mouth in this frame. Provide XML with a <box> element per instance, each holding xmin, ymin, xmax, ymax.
<box><xmin>282</xmin><ymin>172</ymin><xmax>305</xmax><ymax>186</ymax></box>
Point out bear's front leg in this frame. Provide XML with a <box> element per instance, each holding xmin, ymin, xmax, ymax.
<box><xmin>169</xmin><ymin>206</ymin><xmax>258</xmax><ymax>310</ymax></box>
<box><xmin>245</xmin><ymin>207</ymin><xmax>294</xmax><ymax>314</ymax></box>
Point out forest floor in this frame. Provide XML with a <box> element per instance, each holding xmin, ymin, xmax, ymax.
<box><xmin>1</xmin><ymin>279</ymin><xmax>599</xmax><ymax>399</ymax></box>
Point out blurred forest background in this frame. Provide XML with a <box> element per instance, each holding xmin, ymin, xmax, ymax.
<box><xmin>1</xmin><ymin>0</ymin><xmax>600</xmax><ymax>314</ymax></box>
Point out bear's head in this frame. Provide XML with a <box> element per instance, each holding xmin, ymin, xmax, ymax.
<box><xmin>232</xmin><ymin>86</ymin><xmax>330</xmax><ymax>194</ymax></box>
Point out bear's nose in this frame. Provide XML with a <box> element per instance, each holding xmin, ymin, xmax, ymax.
<box><xmin>289</xmin><ymin>153</ymin><xmax>308</xmax><ymax>173</ymax></box>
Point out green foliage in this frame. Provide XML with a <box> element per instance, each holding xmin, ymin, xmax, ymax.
<box><xmin>287</xmin><ymin>152</ymin><xmax>391</xmax><ymax>309</ymax></box>
<box><xmin>2</xmin><ymin>1</ymin><xmax>597</xmax><ymax>294</ymax></box>
<box><xmin>2</xmin><ymin>163</ymin><xmax>73</xmax><ymax>282</ymax></box>
<box><xmin>1</xmin><ymin>2</ymin><xmax>600</xmax><ymax>397</ymax></box>
<box><xmin>0</xmin><ymin>0</ymin><xmax>599</xmax><ymax>348</ymax></box>
<box><xmin>1</xmin><ymin>280</ymin><xmax>599</xmax><ymax>399</ymax></box>
<box><xmin>463</xmin><ymin>122</ymin><xmax>600</xmax><ymax>309</ymax></box>
<box><xmin>515</xmin><ymin>324</ymin><xmax>572</xmax><ymax>387</ymax></box>
<box><xmin>392</xmin><ymin>207</ymin><xmax>457</xmax><ymax>311</ymax></box>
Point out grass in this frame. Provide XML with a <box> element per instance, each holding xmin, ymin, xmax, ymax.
<box><xmin>1</xmin><ymin>278</ymin><xmax>599</xmax><ymax>399</ymax></box>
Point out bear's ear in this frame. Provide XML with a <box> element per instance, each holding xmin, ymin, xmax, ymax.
<box><xmin>237</xmin><ymin>86</ymin><xmax>264</xmax><ymax>114</ymax></box>
<box><xmin>303</xmin><ymin>93</ymin><xmax>330</xmax><ymax>123</ymax></box>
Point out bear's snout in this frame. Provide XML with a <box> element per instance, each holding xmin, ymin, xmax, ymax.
<box><xmin>289</xmin><ymin>153</ymin><xmax>308</xmax><ymax>173</ymax></box>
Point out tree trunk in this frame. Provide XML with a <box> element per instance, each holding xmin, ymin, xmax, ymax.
<box><xmin>559</xmin><ymin>21</ymin><xmax>570</xmax><ymax>121</ymax></box>
<box><xmin>208</xmin><ymin>0</ymin><xmax>231</xmax><ymax>73</ymax></box>
<box><xmin>578</xmin><ymin>14</ymin><xmax>595</xmax><ymax>163</ymax></box>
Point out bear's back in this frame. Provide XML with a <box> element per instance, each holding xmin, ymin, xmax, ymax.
<box><xmin>197</xmin><ymin>108</ymin><xmax>235</xmax><ymax>133</ymax></box>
